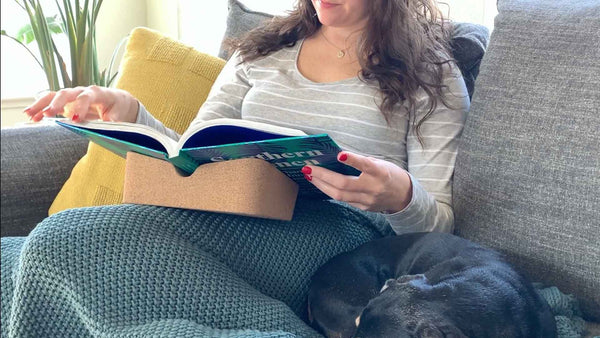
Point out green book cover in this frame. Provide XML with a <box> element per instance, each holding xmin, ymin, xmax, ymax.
<box><xmin>55</xmin><ymin>119</ymin><xmax>359</xmax><ymax>198</ymax></box>
<box><xmin>181</xmin><ymin>134</ymin><xmax>359</xmax><ymax>198</ymax></box>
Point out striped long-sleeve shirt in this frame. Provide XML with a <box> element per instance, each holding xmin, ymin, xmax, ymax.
<box><xmin>136</xmin><ymin>40</ymin><xmax>470</xmax><ymax>234</ymax></box>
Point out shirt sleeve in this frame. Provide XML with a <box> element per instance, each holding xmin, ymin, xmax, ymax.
<box><xmin>385</xmin><ymin>63</ymin><xmax>470</xmax><ymax>234</ymax></box>
<box><xmin>135</xmin><ymin>51</ymin><xmax>251</xmax><ymax>141</ymax></box>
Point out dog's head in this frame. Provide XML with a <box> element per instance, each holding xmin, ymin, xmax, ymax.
<box><xmin>353</xmin><ymin>274</ymin><xmax>468</xmax><ymax>338</ymax></box>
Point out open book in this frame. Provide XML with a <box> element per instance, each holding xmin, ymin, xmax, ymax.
<box><xmin>55</xmin><ymin>118</ymin><xmax>360</xmax><ymax>198</ymax></box>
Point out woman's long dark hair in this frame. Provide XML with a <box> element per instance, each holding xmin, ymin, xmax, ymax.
<box><xmin>230</xmin><ymin>0</ymin><xmax>455</xmax><ymax>138</ymax></box>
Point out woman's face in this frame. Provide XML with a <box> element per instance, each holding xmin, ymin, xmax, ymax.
<box><xmin>310</xmin><ymin>0</ymin><xmax>370</xmax><ymax>29</ymax></box>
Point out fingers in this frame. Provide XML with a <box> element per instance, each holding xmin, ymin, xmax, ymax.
<box><xmin>23</xmin><ymin>91</ymin><xmax>56</xmax><ymax>122</ymax></box>
<box><xmin>305</xmin><ymin>164</ymin><xmax>362</xmax><ymax>193</ymax></box>
<box><xmin>23</xmin><ymin>86</ymin><xmax>125</xmax><ymax>123</ymax></box>
<box><xmin>24</xmin><ymin>87</ymin><xmax>87</xmax><ymax>122</ymax></box>
<box><xmin>301</xmin><ymin>151</ymin><xmax>411</xmax><ymax>212</ymax></box>
<box><xmin>66</xmin><ymin>86</ymin><xmax>113</xmax><ymax>121</ymax></box>
<box><xmin>337</xmin><ymin>151</ymin><xmax>384</xmax><ymax>176</ymax></box>
<box><xmin>302</xmin><ymin>151</ymin><xmax>386</xmax><ymax>194</ymax></box>
<box><xmin>69</xmin><ymin>87</ymin><xmax>137</xmax><ymax>122</ymax></box>
<box><xmin>309</xmin><ymin>175</ymin><xmax>372</xmax><ymax>206</ymax></box>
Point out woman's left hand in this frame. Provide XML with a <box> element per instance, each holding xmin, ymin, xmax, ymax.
<box><xmin>302</xmin><ymin>151</ymin><xmax>413</xmax><ymax>213</ymax></box>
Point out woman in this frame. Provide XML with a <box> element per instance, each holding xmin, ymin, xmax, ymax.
<box><xmin>10</xmin><ymin>0</ymin><xmax>470</xmax><ymax>334</ymax></box>
<box><xmin>24</xmin><ymin>0</ymin><xmax>469</xmax><ymax>235</ymax></box>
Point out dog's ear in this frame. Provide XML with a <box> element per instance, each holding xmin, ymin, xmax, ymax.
<box><xmin>380</xmin><ymin>274</ymin><xmax>431</xmax><ymax>294</ymax></box>
<box><xmin>397</xmin><ymin>273</ymin><xmax>428</xmax><ymax>284</ymax></box>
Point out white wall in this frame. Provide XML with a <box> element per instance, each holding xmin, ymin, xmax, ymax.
<box><xmin>95</xmin><ymin>0</ymin><xmax>147</xmax><ymax>76</ymax></box>
<box><xmin>146</xmin><ymin>0</ymin><xmax>179</xmax><ymax>40</ymax></box>
<box><xmin>178</xmin><ymin>0</ymin><xmax>497</xmax><ymax>56</ymax></box>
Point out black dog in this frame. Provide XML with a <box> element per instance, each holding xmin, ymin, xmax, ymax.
<box><xmin>308</xmin><ymin>232</ymin><xmax>556</xmax><ymax>338</ymax></box>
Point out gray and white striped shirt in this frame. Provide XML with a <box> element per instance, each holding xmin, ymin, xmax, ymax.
<box><xmin>136</xmin><ymin>40</ymin><xmax>470</xmax><ymax>234</ymax></box>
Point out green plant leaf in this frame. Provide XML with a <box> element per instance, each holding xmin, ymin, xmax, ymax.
<box><xmin>14</xmin><ymin>0</ymin><xmax>108</xmax><ymax>89</ymax></box>
<box><xmin>52</xmin><ymin>39</ymin><xmax>72</xmax><ymax>88</ymax></box>
<box><xmin>15</xmin><ymin>15</ymin><xmax>63</xmax><ymax>44</ymax></box>
<box><xmin>24</xmin><ymin>0</ymin><xmax>61</xmax><ymax>90</ymax></box>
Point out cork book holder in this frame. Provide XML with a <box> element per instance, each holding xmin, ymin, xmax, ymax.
<box><xmin>122</xmin><ymin>152</ymin><xmax>299</xmax><ymax>221</ymax></box>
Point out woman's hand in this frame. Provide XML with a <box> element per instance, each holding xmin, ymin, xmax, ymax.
<box><xmin>302</xmin><ymin>151</ymin><xmax>413</xmax><ymax>213</ymax></box>
<box><xmin>23</xmin><ymin>86</ymin><xmax>140</xmax><ymax>123</ymax></box>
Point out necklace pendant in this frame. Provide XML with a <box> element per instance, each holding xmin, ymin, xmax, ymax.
<box><xmin>337</xmin><ymin>50</ymin><xmax>345</xmax><ymax>58</ymax></box>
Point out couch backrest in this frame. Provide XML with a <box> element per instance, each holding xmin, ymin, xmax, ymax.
<box><xmin>453</xmin><ymin>0</ymin><xmax>600</xmax><ymax>320</ymax></box>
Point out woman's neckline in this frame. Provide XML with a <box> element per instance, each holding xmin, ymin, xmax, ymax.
<box><xmin>293</xmin><ymin>38</ymin><xmax>361</xmax><ymax>85</ymax></box>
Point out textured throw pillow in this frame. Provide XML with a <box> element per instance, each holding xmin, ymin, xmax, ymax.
<box><xmin>453</xmin><ymin>0</ymin><xmax>600</xmax><ymax>320</ymax></box>
<box><xmin>218</xmin><ymin>0</ymin><xmax>274</xmax><ymax>60</ymax></box>
<box><xmin>218</xmin><ymin>0</ymin><xmax>489</xmax><ymax>98</ymax></box>
<box><xmin>49</xmin><ymin>27</ymin><xmax>226</xmax><ymax>215</ymax></box>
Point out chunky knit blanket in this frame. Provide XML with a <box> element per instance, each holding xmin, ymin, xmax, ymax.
<box><xmin>0</xmin><ymin>202</ymin><xmax>590</xmax><ymax>337</ymax></box>
<box><xmin>1</xmin><ymin>201</ymin><xmax>392</xmax><ymax>337</ymax></box>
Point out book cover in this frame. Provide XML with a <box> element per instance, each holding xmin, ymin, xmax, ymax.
<box><xmin>182</xmin><ymin>134</ymin><xmax>359</xmax><ymax>198</ymax></box>
<box><xmin>55</xmin><ymin>119</ymin><xmax>359</xmax><ymax>198</ymax></box>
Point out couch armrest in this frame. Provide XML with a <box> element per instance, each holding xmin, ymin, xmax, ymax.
<box><xmin>1</xmin><ymin>125</ymin><xmax>88</xmax><ymax>237</ymax></box>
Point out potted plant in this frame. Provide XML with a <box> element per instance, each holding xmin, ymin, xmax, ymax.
<box><xmin>1</xmin><ymin>0</ymin><xmax>120</xmax><ymax>92</ymax></box>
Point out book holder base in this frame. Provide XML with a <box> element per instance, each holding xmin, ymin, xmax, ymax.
<box><xmin>123</xmin><ymin>152</ymin><xmax>299</xmax><ymax>221</ymax></box>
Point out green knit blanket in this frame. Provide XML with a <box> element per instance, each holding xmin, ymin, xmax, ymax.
<box><xmin>0</xmin><ymin>202</ymin><xmax>590</xmax><ymax>337</ymax></box>
<box><xmin>1</xmin><ymin>201</ymin><xmax>392</xmax><ymax>337</ymax></box>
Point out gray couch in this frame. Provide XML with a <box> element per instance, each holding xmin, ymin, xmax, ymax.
<box><xmin>1</xmin><ymin>0</ymin><xmax>598</xmax><ymax>330</ymax></box>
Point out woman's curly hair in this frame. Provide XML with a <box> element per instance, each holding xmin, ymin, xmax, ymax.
<box><xmin>229</xmin><ymin>0</ymin><xmax>456</xmax><ymax>139</ymax></box>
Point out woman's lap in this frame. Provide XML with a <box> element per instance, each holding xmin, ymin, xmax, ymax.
<box><xmin>3</xmin><ymin>201</ymin><xmax>392</xmax><ymax>336</ymax></box>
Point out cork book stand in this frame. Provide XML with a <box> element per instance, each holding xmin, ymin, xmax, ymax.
<box><xmin>122</xmin><ymin>152</ymin><xmax>299</xmax><ymax>221</ymax></box>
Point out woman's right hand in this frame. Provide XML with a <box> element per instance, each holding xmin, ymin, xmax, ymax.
<box><xmin>23</xmin><ymin>86</ymin><xmax>140</xmax><ymax>123</ymax></box>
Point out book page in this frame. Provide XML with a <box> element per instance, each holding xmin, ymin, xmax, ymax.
<box><xmin>54</xmin><ymin>118</ymin><xmax>180</xmax><ymax>157</ymax></box>
<box><xmin>178</xmin><ymin>118</ymin><xmax>307</xmax><ymax>149</ymax></box>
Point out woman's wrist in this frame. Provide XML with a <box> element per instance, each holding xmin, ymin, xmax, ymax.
<box><xmin>387</xmin><ymin>170</ymin><xmax>413</xmax><ymax>214</ymax></box>
<box><xmin>126</xmin><ymin>95</ymin><xmax>140</xmax><ymax>123</ymax></box>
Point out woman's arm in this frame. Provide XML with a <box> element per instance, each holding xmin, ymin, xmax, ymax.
<box><xmin>305</xmin><ymin>64</ymin><xmax>469</xmax><ymax>235</ymax></box>
<box><xmin>136</xmin><ymin>51</ymin><xmax>252</xmax><ymax>140</ymax></box>
<box><xmin>385</xmin><ymin>64</ymin><xmax>470</xmax><ymax>234</ymax></box>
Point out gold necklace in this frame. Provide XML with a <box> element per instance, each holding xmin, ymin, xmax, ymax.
<box><xmin>320</xmin><ymin>29</ymin><xmax>349</xmax><ymax>58</ymax></box>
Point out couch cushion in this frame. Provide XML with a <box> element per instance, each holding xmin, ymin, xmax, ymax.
<box><xmin>1</xmin><ymin>126</ymin><xmax>88</xmax><ymax>236</ymax></box>
<box><xmin>218</xmin><ymin>0</ymin><xmax>273</xmax><ymax>60</ymax></box>
<box><xmin>49</xmin><ymin>28</ymin><xmax>225</xmax><ymax>215</ymax></box>
<box><xmin>218</xmin><ymin>0</ymin><xmax>489</xmax><ymax>98</ymax></box>
<box><xmin>453</xmin><ymin>0</ymin><xmax>600</xmax><ymax>320</ymax></box>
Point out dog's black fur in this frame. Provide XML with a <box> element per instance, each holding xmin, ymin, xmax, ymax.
<box><xmin>308</xmin><ymin>232</ymin><xmax>556</xmax><ymax>338</ymax></box>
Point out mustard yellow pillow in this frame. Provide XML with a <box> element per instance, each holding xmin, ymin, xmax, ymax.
<box><xmin>49</xmin><ymin>27</ymin><xmax>226</xmax><ymax>215</ymax></box>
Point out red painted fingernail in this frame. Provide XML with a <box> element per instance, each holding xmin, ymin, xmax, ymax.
<box><xmin>23</xmin><ymin>106</ymin><xmax>32</xmax><ymax>113</ymax></box>
<box><xmin>304</xmin><ymin>174</ymin><xmax>312</xmax><ymax>181</ymax></box>
<box><xmin>72</xmin><ymin>114</ymin><xmax>79</xmax><ymax>121</ymax></box>
<box><xmin>301</xmin><ymin>166</ymin><xmax>312</xmax><ymax>175</ymax></box>
<box><xmin>339</xmin><ymin>153</ymin><xmax>348</xmax><ymax>162</ymax></box>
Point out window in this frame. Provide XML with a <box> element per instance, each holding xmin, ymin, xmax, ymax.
<box><xmin>0</xmin><ymin>0</ymin><xmax>54</xmax><ymax>99</ymax></box>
